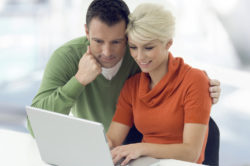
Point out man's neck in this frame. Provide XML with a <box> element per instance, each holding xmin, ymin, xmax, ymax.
<box><xmin>101</xmin><ymin>57</ymin><xmax>124</xmax><ymax>80</ymax></box>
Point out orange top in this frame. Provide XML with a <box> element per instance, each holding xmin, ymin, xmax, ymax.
<box><xmin>112</xmin><ymin>53</ymin><xmax>212</xmax><ymax>163</ymax></box>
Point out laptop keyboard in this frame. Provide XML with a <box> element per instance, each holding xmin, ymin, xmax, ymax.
<box><xmin>115</xmin><ymin>158</ymin><xmax>129</xmax><ymax>166</ymax></box>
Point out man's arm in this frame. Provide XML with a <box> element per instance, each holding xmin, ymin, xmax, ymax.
<box><xmin>27</xmin><ymin>47</ymin><xmax>83</xmax><ymax>136</ymax></box>
<box><xmin>31</xmin><ymin>49</ymin><xmax>83</xmax><ymax>113</ymax></box>
<box><xmin>32</xmin><ymin>46</ymin><xmax>101</xmax><ymax>109</ymax></box>
<box><xmin>28</xmin><ymin>45</ymin><xmax>101</xmax><ymax>136</ymax></box>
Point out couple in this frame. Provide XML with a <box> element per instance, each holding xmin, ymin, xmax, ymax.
<box><xmin>28</xmin><ymin>0</ymin><xmax>220</xmax><ymax>165</ymax></box>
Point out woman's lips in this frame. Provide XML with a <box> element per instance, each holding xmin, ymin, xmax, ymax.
<box><xmin>138</xmin><ymin>60</ymin><xmax>152</xmax><ymax>68</ymax></box>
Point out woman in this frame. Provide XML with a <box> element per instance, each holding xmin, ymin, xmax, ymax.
<box><xmin>107</xmin><ymin>3</ymin><xmax>212</xmax><ymax>165</ymax></box>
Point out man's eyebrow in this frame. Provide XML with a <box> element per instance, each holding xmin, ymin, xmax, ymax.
<box><xmin>112</xmin><ymin>38</ymin><xmax>126</xmax><ymax>41</ymax></box>
<box><xmin>91</xmin><ymin>37</ymin><xmax>125</xmax><ymax>42</ymax></box>
<box><xmin>92</xmin><ymin>37</ymin><xmax>103</xmax><ymax>41</ymax></box>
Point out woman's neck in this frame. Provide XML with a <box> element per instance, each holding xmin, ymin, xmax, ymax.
<box><xmin>149</xmin><ymin>58</ymin><xmax>168</xmax><ymax>89</ymax></box>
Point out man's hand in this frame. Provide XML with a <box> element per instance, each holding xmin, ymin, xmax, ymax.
<box><xmin>209</xmin><ymin>79</ymin><xmax>221</xmax><ymax>104</ymax></box>
<box><xmin>203</xmin><ymin>71</ymin><xmax>221</xmax><ymax>104</ymax></box>
<box><xmin>75</xmin><ymin>46</ymin><xmax>102</xmax><ymax>86</ymax></box>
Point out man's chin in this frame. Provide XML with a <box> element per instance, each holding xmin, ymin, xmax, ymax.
<box><xmin>101</xmin><ymin>62</ymin><xmax>118</xmax><ymax>68</ymax></box>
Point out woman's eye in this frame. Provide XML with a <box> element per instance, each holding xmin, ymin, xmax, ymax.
<box><xmin>129</xmin><ymin>46</ymin><xmax>137</xmax><ymax>50</ymax></box>
<box><xmin>145</xmin><ymin>47</ymin><xmax>154</xmax><ymax>50</ymax></box>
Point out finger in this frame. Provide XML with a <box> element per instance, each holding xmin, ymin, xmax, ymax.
<box><xmin>212</xmin><ymin>98</ymin><xmax>218</xmax><ymax>104</ymax></box>
<box><xmin>92</xmin><ymin>59</ymin><xmax>102</xmax><ymax>73</ymax></box>
<box><xmin>210</xmin><ymin>79</ymin><xmax>220</xmax><ymax>86</ymax></box>
<box><xmin>86</xmin><ymin>47</ymin><xmax>103</xmax><ymax>67</ymax></box>
<box><xmin>203</xmin><ymin>70</ymin><xmax>208</xmax><ymax>77</ymax></box>
<box><xmin>209</xmin><ymin>86</ymin><xmax>221</xmax><ymax>93</ymax></box>
<box><xmin>111</xmin><ymin>148</ymin><xmax>118</xmax><ymax>158</ymax></box>
<box><xmin>113</xmin><ymin>154</ymin><xmax>124</xmax><ymax>165</ymax></box>
<box><xmin>111</xmin><ymin>147</ymin><xmax>122</xmax><ymax>160</ymax></box>
<box><xmin>95</xmin><ymin>60</ymin><xmax>102</xmax><ymax>69</ymax></box>
<box><xmin>121</xmin><ymin>155</ymin><xmax>133</xmax><ymax>166</ymax></box>
<box><xmin>86</xmin><ymin>55</ymin><xmax>101</xmax><ymax>71</ymax></box>
<box><xmin>210</xmin><ymin>92</ymin><xmax>220</xmax><ymax>98</ymax></box>
<box><xmin>87</xmin><ymin>45</ymin><xmax>91</xmax><ymax>54</ymax></box>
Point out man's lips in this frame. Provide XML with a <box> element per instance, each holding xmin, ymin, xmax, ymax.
<box><xmin>101</xmin><ymin>57</ymin><xmax>116</xmax><ymax>62</ymax></box>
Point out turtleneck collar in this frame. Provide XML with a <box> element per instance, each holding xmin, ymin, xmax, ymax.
<box><xmin>138</xmin><ymin>53</ymin><xmax>191</xmax><ymax>107</ymax></box>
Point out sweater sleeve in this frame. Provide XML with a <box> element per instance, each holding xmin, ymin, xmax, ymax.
<box><xmin>112</xmin><ymin>79</ymin><xmax>134</xmax><ymax>127</ymax></box>
<box><xmin>31</xmin><ymin>47</ymin><xmax>85</xmax><ymax>112</ymax></box>
<box><xmin>183</xmin><ymin>69</ymin><xmax>212</xmax><ymax>125</ymax></box>
<box><xmin>27</xmin><ymin>45</ymin><xmax>86</xmax><ymax>136</ymax></box>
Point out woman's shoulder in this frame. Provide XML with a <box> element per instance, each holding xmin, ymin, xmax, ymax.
<box><xmin>123</xmin><ymin>72</ymin><xmax>142</xmax><ymax>90</ymax></box>
<box><xmin>184</xmin><ymin>68</ymin><xmax>209</xmax><ymax>83</ymax></box>
<box><xmin>126</xmin><ymin>72</ymin><xmax>141</xmax><ymax>84</ymax></box>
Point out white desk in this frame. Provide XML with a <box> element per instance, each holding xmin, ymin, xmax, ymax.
<box><xmin>0</xmin><ymin>129</ymin><xmax>205</xmax><ymax>166</ymax></box>
<box><xmin>0</xmin><ymin>129</ymin><xmax>48</xmax><ymax>166</ymax></box>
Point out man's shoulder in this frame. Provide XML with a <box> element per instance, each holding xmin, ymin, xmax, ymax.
<box><xmin>54</xmin><ymin>36</ymin><xmax>88</xmax><ymax>54</ymax></box>
<box><xmin>63</xmin><ymin>36</ymin><xmax>88</xmax><ymax>47</ymax></box>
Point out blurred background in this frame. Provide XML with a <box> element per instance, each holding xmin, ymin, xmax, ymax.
<box><xmin>0</xmin><ymin>0</ymin><xmax>250</xmax><ymax>165</ymax></box>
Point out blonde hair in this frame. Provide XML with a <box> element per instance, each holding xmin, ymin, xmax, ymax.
<box><xmin>126</xmin><ymin>3</ymin><xmax>175</xmax><ymax>44</ymax></box>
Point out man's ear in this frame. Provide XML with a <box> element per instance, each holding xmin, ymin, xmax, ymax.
<box><xmin>166</xmin><ymin>39</ymin><xmax>173</xmax><ymax>49</ymax></box>
<box><xmin>85</xmin><ymin>24</ymin><xmax>90</xmax><ymax>40</ymax></box>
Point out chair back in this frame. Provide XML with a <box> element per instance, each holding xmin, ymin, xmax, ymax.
<box><xmin>203</xmin><ymin>117</ymin><xmax>220</xmax><ymax>166</ymax></box>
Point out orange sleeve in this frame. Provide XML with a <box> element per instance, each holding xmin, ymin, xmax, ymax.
<box><xmin>184</xmin><ymin>69</ymin><xmax>212</xmax><ymax>124</ymax></box>
<box><xmin>112</xmin><ymin>80</ymin><xmax>134</xmax><ymax>127</ymax></box>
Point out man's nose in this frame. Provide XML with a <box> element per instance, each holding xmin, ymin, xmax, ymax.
<box><xmin>103</xmin><ymin>44</ymin><xmax>112</xmax><ymax>57</ymax></box>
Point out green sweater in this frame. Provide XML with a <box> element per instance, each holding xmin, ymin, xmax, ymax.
<box><xmin>28</xmin><ymin>37</ymin><xmax>140</xmax><ymax>135</ymax></box>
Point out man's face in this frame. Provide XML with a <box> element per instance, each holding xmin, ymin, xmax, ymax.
<box><xmin>85</xmin><ymin>18</ymin><xmax>127</xmax><ymax>68</ymax></box>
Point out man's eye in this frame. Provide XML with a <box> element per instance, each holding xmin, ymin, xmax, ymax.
<box><xmin>95</xmin><ymin>40</ymin><xmax>103</xmax><ymax>44</ymax></box>
<box><xmin>112</xmin><ymin>41</ymin><xmax>120</xmax><ymax>44</ymax></box>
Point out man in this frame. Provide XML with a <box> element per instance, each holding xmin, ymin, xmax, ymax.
<box><xmin>28</xmin><ymin>0</ymin><xmax>221</xmax><ymax>141</ymax></box>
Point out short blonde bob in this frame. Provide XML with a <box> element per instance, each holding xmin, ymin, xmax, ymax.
<box><xmin>126</xmin><ymin>3</ymin><xmax>175</xmax><ymax>44</ymax></box>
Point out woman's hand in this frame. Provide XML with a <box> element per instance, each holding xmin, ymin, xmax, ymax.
<box><xmin>107</xmin><ymin>137</ymin><xmax>113</xmax><ymax>149</ymax></box>
<box><xmin>111</xmin><ymin>143</ymin><xmax>145</xmax><ymax>165</ymax></box>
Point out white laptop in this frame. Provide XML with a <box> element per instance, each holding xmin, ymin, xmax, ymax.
<box><xmin>26</xmin><ymin>106</ymin><xmax>114</xmax><ymax>166</ymax></box>
<box><xmin>26</xmin><ymin>106</ymin><xmax>204</xmax><ymax>166</ymax></box>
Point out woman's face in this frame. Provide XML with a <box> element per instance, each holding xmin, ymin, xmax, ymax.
<box><xmin>128</xmin><ymin>38</ymin><xmax>172</xmax><ymax>74</ymax></box>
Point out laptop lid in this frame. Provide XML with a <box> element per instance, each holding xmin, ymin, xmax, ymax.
<box><xmin>26</xmin><ymin>106</ymin><xmax>114</xmax><ymax>166</ymax></box>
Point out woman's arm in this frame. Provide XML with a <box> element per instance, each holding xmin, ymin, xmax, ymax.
<box><xmin>106</xmin><ymin>121</ymin><xmax>131</xmax><ymax>149</ymax></box>
<box><xmin>111</xmin><ymin>123</ymin><xmax>207</xmax><ymax>165</ymax></box>
<box><xmin>142</xmin><ymin>123</ymin><xmax>207</xmax><ymax>162</ymax></box>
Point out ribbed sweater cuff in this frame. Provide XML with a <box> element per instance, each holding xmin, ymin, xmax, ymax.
<box><xmin>62</xmin><ymin>76</ymin><xmax>85</xmax><ymax>100</ymax></box>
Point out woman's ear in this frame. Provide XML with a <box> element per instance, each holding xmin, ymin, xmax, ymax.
<box><xmin>166</xmin><ymin>39</ymin><xmax>173</xmax><ymax>49</ymax></box>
